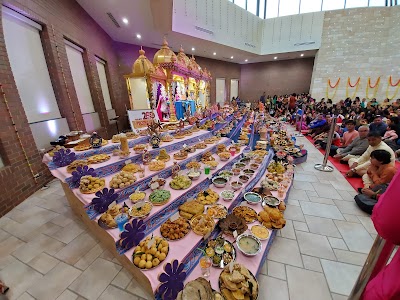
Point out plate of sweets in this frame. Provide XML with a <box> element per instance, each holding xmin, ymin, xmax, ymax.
<box><xmin>132</xmin><ymin>236</ymin><xmax>169</xmax><ymax>270</ymax></box>
<box><xmin>160</xmin><ymin>216</ymin><xmax>191</xmax><ymax>241</ymax></box>
<box><xmin>98</xmin><ymin>202</ymin><xmax>129</xmax><ymax>229</ymax></box>
<box><xmin>205</xmin><ymin>236</ymin><xmax>236</xmax><ymax>268</ymax></box>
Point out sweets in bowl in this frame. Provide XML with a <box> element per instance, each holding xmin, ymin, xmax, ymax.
<box><xmin>230</xmin><ymin>181</ymin><xmax>243</xmax><ymax>191</ymax></box>
<box><xmin>212</xmin><ymin>176</ymin><xmax>228</xmax><ymax>188</ymax></box>
<box><xmin>218</xmin><ymin>152</ymin><xmax>231</xmax><ymax>161</ymax></box>
<box><xmin>170</xmin><ymin>175</ymin><xmax>192</xmax><ymax>190</ymax></box>
<box><xmin>220</xmin><ymin>190</ymin><xmax>235</xmax><ymax>201</ymax></box>
<box><xmin>251</xmin><ymin>224</ymin><xmax>270</xmax><ymax>240</ymax></box>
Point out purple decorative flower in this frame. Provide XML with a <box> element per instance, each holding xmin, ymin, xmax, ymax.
<box><xmin>71</xmin><ymin>166</ymin><xmax>96</xmax><ymax>188</ymax></box>
<box><xmin>91</xmin><ymin>188</ymin><xmax>117</xmax><ymax>214</ymax></box>
<box><xmin>119</xmin><ymin>219</ymin><xmax>146</xmax><ymax>250</ymax></box>
<box><xmin>52</xmin><ymin>148</ymin><xmax>76</xmax><ymax>167</ymax></box>
<box><xmin>157</xmin><ymin>259</ymin><xmax>186</xmax><ymax>300</ymax></box>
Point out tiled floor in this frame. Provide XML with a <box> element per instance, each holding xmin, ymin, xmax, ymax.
<box><xmin>0</xmin><ymin>132</ymin><xmax>378</xmax><ymax>300</ymax></box>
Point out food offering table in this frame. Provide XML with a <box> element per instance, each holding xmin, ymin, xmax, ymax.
<box><xmin>44</xmin><ymin>113</ymin><xmax>296</xmax><ymax>300</ymax></box>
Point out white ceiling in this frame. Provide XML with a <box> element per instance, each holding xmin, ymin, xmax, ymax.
<box><xmin>76</xmin><ymin>0</ymin><xmax>316</xmax><ymax>64</ymax></box>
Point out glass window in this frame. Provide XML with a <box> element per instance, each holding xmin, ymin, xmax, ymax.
<box><xmin>322</xmin><ymin>0</ymin><xmax>345</xmax><ymax>11</ymax></box>
<box><xmin>235</xmin><ymin>0</ymin><xmax>246</xmax><ymax>9</ymax></box>
<box><xmin>266</xmin><ymin>0</ymin><xmax>279</xmax><ymax>18</ymax></box>
<box><xmin>368</xmin><ymin>0</ymin><xmax>386</xmax><ymax>6</ymax></box>
<box><xmin>300</xmin><ymin>0</ymin><xmax>322</xmax><ymax>13</ymax></box>
<box><xmin>248</xmin><ymin>0</ymin><xmax>258</xmax><ymax>15</ymax></box>
<box><xmin>345</xmin><ymin>0</ymin><xmax>368</xmax><ymax>8</ymax></box>
<box><xmin>279</xmin><ymin>0</ymin><xmax>300</xmax><ymax>16</ymax></box>
<box><xmin>259</xmin><ymin>0</ymin><xmax>266</xmax><ymax>18</ymax></box>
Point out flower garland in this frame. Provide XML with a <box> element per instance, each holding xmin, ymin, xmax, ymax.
<box><xmin>326</xmin><ymin>78</ymin><xmax>340</xmax><ymax>99</ymax></box>
<box><xmin>386</xmin><ymin>76</ymin><xmax>400</xmax><ymax>100</ymax></box>
<box><xmin>389</xmin><ymin>75</ymin><xmax>400</xmax><ymax>87</ymax></box>
<box><xmin>366</xmin><ymin>77</ymin><xmax>380</xmax><ymax>99</ymax></box>
<box><xmin>346</xmin><ymin>77</ymin><xmax>360</xmax><ymax>99</ymax></box>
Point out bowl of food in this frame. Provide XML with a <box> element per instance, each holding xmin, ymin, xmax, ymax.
<box><xmin>129</xmin><ymin>191</ymin><xmax>146</xmax><ymax>203</ymax></box>
<box><xmin>234</xmin><ymin>163</ymin><xmax>246</xmax><ymax>170</ymax></box>
<box><xmin>243</xmin><ymin>169</ymin><xmax>255</xmax><ymax>176</ymax></box>
<box><xmin>262</xmin><ymin>196</ymin><xmax>280</xmax><ymax>208</ymax></box>
<box><xmin>236</xmin><ymin>233</ymin><xmax>262</xmax><ymax>257</ymax></box>
<box><xmin>205</xmin><ymin>160</ymin><xmax>219</xmax><ymax>170</ymax></box>
<box><xmin>133</xmin><ymin>144</ymin><xmax>147</xmax><ymax>154</ymax></box>
<box><xmin>187</xmin><ymin>170</ymin><xmax>201</xmax><ymax>181</ymax></box>
<box><xmin>220</xmin><ymin>190</ymin><xmax>235</xmax><ymax>201</ymax></box>
<box><xmin>230</xmin><ymin>181</ymin><xmax>243</xmax><ymax>191</ymax></box>
<box><xmin>244</xmin><ymin>192</ymin><xmax>262</xmax><ymax>205</ymax></box>
<box><xmin>148</xmin><ymin>178</ymin><xmax>166</xmax><ymax>190</ymax></box>
<box><xmin>129</xmin><ymin>201</ymin><xmax>153</xmax><ymax>219</ymax></box>
<box><xmin>219</xmin><ymin>170</ymin><xmax>234</xmax><ymax>180</ymax></box>
<box><xmin>232</xmin><ymin>168</ymin><xmax>241</xmax><ymax>176</ymax></box>
<box><xmin>251</xmin><ymin>225</ymin><xmax>270</xmax><ymax>241</ymax></box>
<box><xmin>239</xmin><ymin>175</ymin><xmax>250</xmax><ymax>184</ymax></box>
<box><xmin>250</xmin><ymin>163</ymin><xmax>260</xmax><ymax>171</ymax></box>
<box><xmin>212</xmin><ymin>176</ymin><xmax>228</xmax><ymax>188</ymax></box>
<box><xmin>218</xmin><ymin>152</ymin><xmax>231</xmax><ymax>161</ymax></box>
<box><xmin>239</xmin><ymin>157</ymin><xmax>251</xmax><ymax>165</ymax></box>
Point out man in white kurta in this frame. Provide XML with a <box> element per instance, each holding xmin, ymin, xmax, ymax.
<box><xmin>346</xmin><ymin>131</ymin><xmax>395</xmax><ymax>177</ymax></box>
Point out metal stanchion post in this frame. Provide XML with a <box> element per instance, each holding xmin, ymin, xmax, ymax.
<box><xmin>348</xmin><ymin>236</ymin><xmax>395</xmax><ymax>299</ymax></box>
<box><xmin>295</xmin><ymin>104</ymin><xmax>306</xmax><ymax>137</ymax></box>
<box><xmin>314</xmin><ymin>117</ymin><xmax>336</xmax><ymax>172</ymax></box>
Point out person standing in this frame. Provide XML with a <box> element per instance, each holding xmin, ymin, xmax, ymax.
<box><xmin>289</xmin><ymin>93</ymin><xmax>297</xmax><ymax>113</ymax></box>
<box><xmin>260</xmin><ymin>92</ymin><xmax>266</xmax><ymax>105</ymax></box>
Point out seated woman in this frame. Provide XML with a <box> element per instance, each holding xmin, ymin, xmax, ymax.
<box><xmin>362</xmin><ymin>149</ymin><xmax>397</xmax><ymax>189</ymax></box>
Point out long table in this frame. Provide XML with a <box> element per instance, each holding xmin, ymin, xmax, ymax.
<box><xmin>45</xmin><ymin>116</ymin><xmax>295</xmax><ymax>299</ymax></box>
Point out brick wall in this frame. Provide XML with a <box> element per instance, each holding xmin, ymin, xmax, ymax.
<box><xmin>0</xmin><ymin>0</ymin><xmax>129</xmax><ymax>216</ymax></box>
<box><xmin>310</xmin><ymin>6</ymin><xmax>400</xmax><ymax>102</ymax></box>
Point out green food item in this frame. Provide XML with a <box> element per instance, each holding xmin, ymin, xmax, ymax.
<box><xmin>149</xmin><ymin>190</ymin><xmax>171</xmax><ymax>204</ymax></box>
<box><xmin>169</xmin><ymin>175</ymin><xmax>192</xmax><ymax>190</ymax></box>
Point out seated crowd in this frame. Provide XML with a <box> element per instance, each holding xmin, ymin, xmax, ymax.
<box><xmin>252</xmin><ymin>93</ymin><xmax>400</xmax><ymax>215</ymax></box>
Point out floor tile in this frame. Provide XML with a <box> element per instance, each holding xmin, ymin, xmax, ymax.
<box><xmin>0</xmin><ymin>228</ymin><xmax>10</xmax><ymax>243</ymax></box>
<box><xmin>27</xmin><ymin>252</ymin><xmax>59</xmax><ymax>274</ymax></box>
<box><xmin>330</xmin><ymin>180</ymin><xmax>356</xmax><ymax>192</ymax></box>
<box><xmin>293</xmin><ymin>181</ymin><xmax>315</xmax><ymax>191</ymax></box>
<box><xmin>334</xmin><ymin>220</ymin><xmax>373</xmax><ymax>254</ymax></box>
<box><xmin>283</xmin><ymin>205</ymin><xmax>306</xmax><ymax>222</ymax></box>
<box><xmin>51</xmin><ymin>222</ymin><xmax>86</xmax><ymax>244</ymax></box>
<box><xmin>13</xmin><ymin>234</ymin><xmax>65</xmax><ymax>263</ymax></box>
<box><xmin>280</xmin><ymin>220</ymin><xmax>296</xmax><ymax>239</ymax></box>
<box><xmin>126</xmin><ymin>278</ymin><xmax>154</xmax><ymax>299</ymax></box>
<box><xmin>312</xmin><ymin>182</ymin><xmax>343</xmax><ymax>200</ymax></box>
<box><xmin>286</xmin><ymin>265</ymin><xmax>332</xmax><ymax>300</ymax></box>
<box><xmin>328</xmin><ymin>237</ymin><xmax>348</xmax><ymax>250</ymax></box>
<box><xmin>287</xmin><ymin>189</ymin><xmax>309</xmax><ymax>201</ymax></box>
<box><xmin>306</xmin><ymin>190</ymin><xmax>319</xmax><ymax>197</ymax></box>
<box><xmin>268</xmin><ymin>237</ymin><xmax>303</xmax><ymax>268</ymax></box>
<box><xmin>0</xmin><ymin>253</ymin><xmax>18</xmax><ymax>271</ymax></box>
<box><xmin>293</xmin><ymin>174</ymin><xmax>319</xmax><ymax>183</ymax></box>
<box><xmin>74</xmin><ymin>244</ymin><xmax>103</xmax><ymax>270</ymax></box>
<box><xmin>288</xmin><ymin>199</ymin><xmax>300</xmax><ymax>206</ymax></box>
<box><xmin>98</xmin><ymin>285</ymin><xmax>138</xmax><ymax>300</ymax></box>
<box><xmin>0</xmin><ymin>259</ymin><xmax>43</xmax><ymax>299</ymax></box>
<box><xmin>28</xmin><ymin>262</ymin><xmax>81</xmax><ymax>300</ymax></box>
<box><xmin>69</xmin><ymin>258</ymin><xmax>121</xmax><ymax>299</ymax></box>
<box><xmin>357</xmin><ymin>216</ymin><xmax>376</xmax><ymax>234</ymax></box>
<box><xmin>0</xmin><ymin>236</ymin><xmax>25</xmax><ymax>258</ymax></box>
<box><xmin>342</xmin><ymin>213</ymin><xmax>361</xmax><ymax>223</ymax></box>
<box><xmin>55</xmin><ymin>233</ymin><xmax>97</xmax><ymax>265</ymax></box>
<box><xmin>337</xmin><ymin>190</ymin><xmax>356</xmax><ymax>201</ymax></box>
<box><xmin>331</xmin><ymin>293</ymin><xmax>348</xmax><ymax>300</ymax></box>
<box><xmin>333</xmin><ymin>200</ymin><xmax>369</xmax><ymax>216</ymax></box>
<box><xmin>267</xmin><ymin>260</ymin><xmax>286</xmax><ymax>280</ymax></box>
<box><xmin>293</xmin><ymin>221</ymin><xmax>309</xmax><ymax>232</ymax></box>
<box><xmin>320</xmin><ymin>259</ymin><xmax>362</xmax><ymax>296</ymax></box>
<box><xmin>333</xmin><ymin>249</ymin><xmax>367</xmax><ymax>266</ymax></box>
<box><xmin>302</xmin><ymin>255</ymin><xmax>323</xmax><ymax>272</ymax></box>
<box><xmin>308</xmin><ymin>196</ymin><xmax>335</xmax><ymax>205</ymax></box>
<box><xmin>305</xmin><ymin>215</ymin><xmax>342</xmax><ymax>238</ymax></box>
<box><xmin>111</xmin><ymin>267</ymin><xmax>133</xmax><ymax>289</ymax></box>
<box><xmin>296</xmin><ymin>231</ymin><xmax>336</xmax><ymax>260</ymax></box>
<box><xmin>300</xmin><ymin>201</ymin><xmax>344</xmax><ymax>220</ymax></box>
<box><xmin>258</xmin><ymin>275</ymin><xmax>289</xmax><ymax>300</ymax></box>
<box><xmin>51</xmin><ymin>215</ymin><xmax>74</xmax><ymax>227</ymax></box>
<box><xmin>56</xmin><ymin>289</ymin><xmax>79</xmax><ymax>300</ymax></box>
<box><xmin>21</xmin><ymin>222</ymin><xmax>63</xmax><ymax>243</ymax></box>
<box><xmin>99</xmin><ymin>249</ymin><xmax>115</xmax><ymax>261</ymax></box>
<box><xmin>16</xmin><ymin>292</ymin><xmax>35</xmax><ymax>300</ymax></box>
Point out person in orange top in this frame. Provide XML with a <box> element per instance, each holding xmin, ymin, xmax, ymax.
<box><xmin>361</xmin><ymin>149</ymin><xmax>397</xmax><ymax>189</ymax></box>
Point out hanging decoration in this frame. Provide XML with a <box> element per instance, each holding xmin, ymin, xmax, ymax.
<box><xmin>366</xmin><ymin>77</ymin><xmax>381</xmax><ymax>99</ymax></box>
<box><xmin>0</xmin><ymin>84</ymin><xmax>38</xmax><ymax>183</ymax></box>
<box><xmin>386</xmin><ymin>76</ymin><xmax>400</xmax><ymax>100</ymax></box>
<box><xmin>326</xmin><ymin>78</ymin><xmax>341</xmax><ymax>99</ymax></box>
<box><xmin>346</xmin><ymin>77</ymin><xmax>360</xmax><ymax>99</ymax></box>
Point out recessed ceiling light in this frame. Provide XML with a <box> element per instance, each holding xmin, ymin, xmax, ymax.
<box><xmin>245</xmin><ymin>59</ymin><xmax>248</xmax><ymax>62</ymax></box>
<box><xmin>122</xmin><ymin>18</ymin><xmax>128</xmax><ymax>24</ymax></box>
<box><xmin>192</xmin><ymin>47</ymin><xmax>195</xmax><ymax>51</ymax></box>
<box><xmin>274</xmin><ymin>56</ymin><xmax>278</xmax><ymax>60</ymax></box>
<box><xmin>230</xmin><ymin>56</ymin><xmax>234</xmax><ymax>59</ymax></box>
<box><xmin>136</xmin><ymin>34</ymin><xmax>141</xmax><ymax>39</ymax></box>
<box><xmin>213</xmin><ymin>52</ymin><xmax>216</xmax><ymax>55</ymax></box>
<box><xmin>300</xmin><ymin>53</ymin><xmax>304</xmax><ymax>57</ymax></box>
